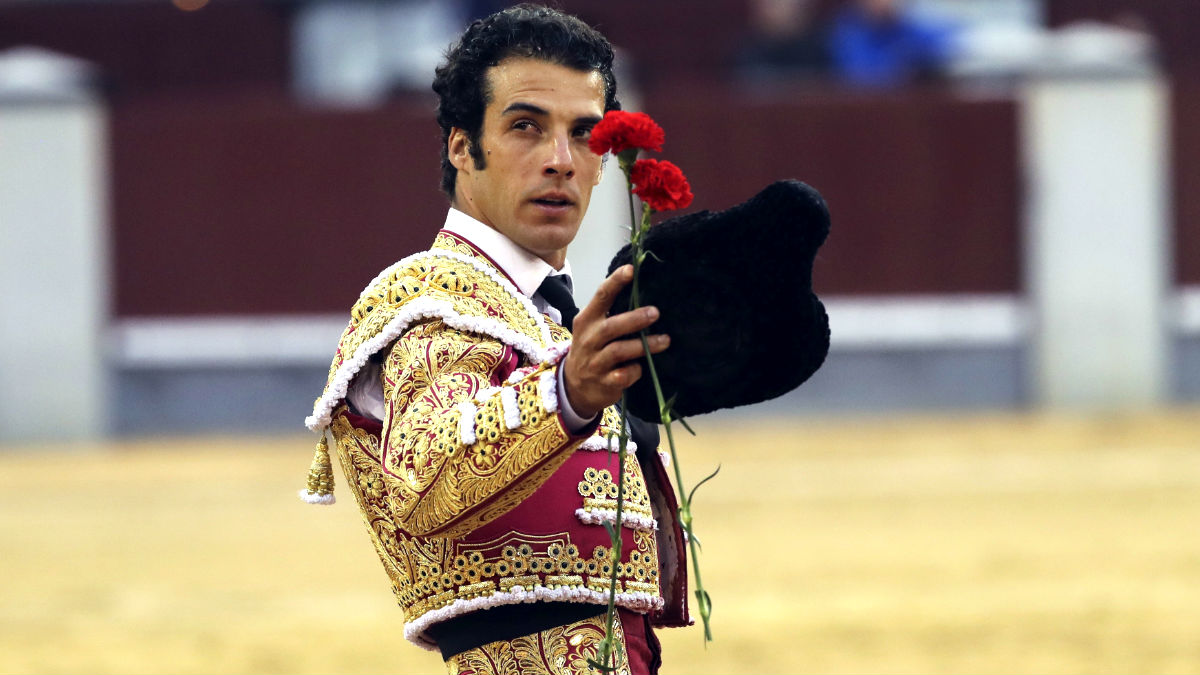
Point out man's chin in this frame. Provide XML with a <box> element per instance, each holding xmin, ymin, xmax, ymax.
<box><xmin>522</xmin><ymin>214</ymin><xmax>580</xmax><ymax>237</ymax></box>
<box><xmin>514</xmin><ymin>230</ymin><xmax>576</xmax><ymax>266</ymax></box>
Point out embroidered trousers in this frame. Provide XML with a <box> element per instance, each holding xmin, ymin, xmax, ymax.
<box><xmin>444</xmin><ymin>609</ymin><xmax>661</xmax><ymax>675</ymax></box>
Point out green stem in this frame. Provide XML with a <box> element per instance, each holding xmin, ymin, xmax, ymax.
<box><xmin>597</xmin><ymin>409</ymin><xmax>629</xmax><ymax>672</ymax></box>
<box><xmin>632</xmin><ymin>198</ymin><xmax>714</xmax><ymax>642</ymax></box>
<box><xmin>638</xmin><ymin>329</ymin><xmax>712</xmax><ymax>641</ymax></box>
<box><xmin>597</xmin><ymin>160</ymin><xmax>714</xmax><ymax>663</ymax></box>
<box><xmin>594</xmin><ymin>175</ymin><xmax>639</xmax><ymax>672</ymax></box>
<box><xmin>627</xmin><ymin>180</ymin><xmax>640</xmax><ymax>251</ymax></box>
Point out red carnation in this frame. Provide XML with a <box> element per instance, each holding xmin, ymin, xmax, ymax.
<box><xmin>631</xmin><ymin>159</ymin><xmax>693</xmax><ymax>212</ymax></box>
<box><xmin>588</xmin><ymin>111</ymin><xmax>665</xmax><ymax>157</ymax></box>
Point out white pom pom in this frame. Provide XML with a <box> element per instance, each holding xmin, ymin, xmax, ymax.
<box><xmin>298</xmin><ymin>489</ymin><xmax>336</xmax><ymax>505</ymax></box>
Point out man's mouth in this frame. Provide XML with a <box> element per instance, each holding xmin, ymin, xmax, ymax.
<box><xmin>531</xmin><ymin>191</ymin><xmax>575</xmax><ymax>209</ymax></box>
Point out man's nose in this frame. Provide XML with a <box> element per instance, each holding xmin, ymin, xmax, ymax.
<box><xmin>543</xmin><ymin>133</ymin><xmax>575</xmax><ymax>178</ymax></box>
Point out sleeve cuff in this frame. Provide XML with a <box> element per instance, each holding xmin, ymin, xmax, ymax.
<box><xmin>556</xmin><ymin>363</ymin><xmax>598</xmax><ymax>434</ymax></box>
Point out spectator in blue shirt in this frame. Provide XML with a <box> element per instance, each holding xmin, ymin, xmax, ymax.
<box><xmin>829</xmin><ymin>0</ymin><xmax>958</xmax><ymax>87</ymax></box>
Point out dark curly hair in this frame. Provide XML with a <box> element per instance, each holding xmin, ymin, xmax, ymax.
<box><xmin>432</xmin><ymin>4</ymin><xmax>621</xmax><ymax>199</ymax></box>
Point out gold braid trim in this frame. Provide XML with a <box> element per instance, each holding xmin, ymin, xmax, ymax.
<box><xmin>315</xmin><ymin>242</ymin><xmax>549</xmax><ymax>416</ymax></box>
<box><xmin>304</xmin><ymin>236</ymin><xmax>553</xmax><ymax>499</ymax></box>
<box><xmin>379</xmin><ymin>319</ymin><xmax>577</xmax><ymax>539</ymax></box>
<box><xmin>445</xmin><ymin>612</ymin><xmax>629</xmax><ymax>675</ymax></box>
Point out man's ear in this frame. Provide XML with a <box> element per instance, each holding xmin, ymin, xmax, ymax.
<box><xmin>448</xmin><ymin>127</ymin><xmax>471</xmax><ymax>173</ymax></box>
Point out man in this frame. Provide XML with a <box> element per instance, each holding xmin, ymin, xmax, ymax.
<box><xmin>301</xmin><ymin>5</ymin><xmax>690</xmax><ymax>673</ymax></box>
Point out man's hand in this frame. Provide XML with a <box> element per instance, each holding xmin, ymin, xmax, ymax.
<box><xmin>563</xmin><ymin>264</ymin><xmax>670</xmax><ymax>419</ymax></box>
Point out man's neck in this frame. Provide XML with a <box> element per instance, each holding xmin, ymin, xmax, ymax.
<box><xmin>441</xmin><ymin>208</ymin><xmax>572</xmax><ymax>298</ymax></box>
<box><xmin>449</xmin><ymin>199</ymin><xmax>567</xmax><ymax>270</ymax></box>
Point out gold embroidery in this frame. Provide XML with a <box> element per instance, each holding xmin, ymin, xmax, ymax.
<box><xmin>382</xmin><ymin>321</ymin><xmax>503</xmax><ymax>415</ymax></box>
<box><xmin>327</xmin><ymin>424</ymin><xmax>664</xmax><ymax>623</ymax></box>
<box><xmin>433</xmin><ymin>231</ymin><xmax>504</xmax><ymax>276</ymax></box>
<box><xmin>372</xmin><ymin>317</ymin><xmax>577</xmax><ymax>539</ymax></box>
<box><xmin>331</xmin><ymin>412</ymin><xmax>417</xmax><ymax>594</ymax></box>
<box><xmin>396</xmin><ymin>534</ymin><xmax>659</xmax><ymax>620</ymax></box>
<box><xmin>428</xmin><ymin>266</ymin><xmax>477</xmax><ymax>295</ymax></box>
<box><xmin>317</xmin><ymin>245</ymin><xmax>546</xmax><ymax>404</ymax></box>
<box><xmin>576</xmin><ymin>463</ymin><xmax>654</xmax><ymax>525</ymax></box>
<box><xmin>579</xmin><ymin>468</ymin><xmax>619</xmax><ymax>499</ymax></box>
<box><xmin>331</xmin><ymin>393</ymin><xmax>664</xmax><ymax>637</ymax></box>
<box><xmin>445</xmin><ymin>612</ymin><xmax>629</xmax><ymax>675</ymax></box>
<box><xmin>322</xmin><ymin>237</ymin><xmax>665</xmax><ymax>644</ymax></box>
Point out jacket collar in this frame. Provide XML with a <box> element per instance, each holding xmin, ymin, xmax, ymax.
<box><xmin>439</xmin><ymin>208</ymin><xmax>574</xmax><ymax>300</ymax></box>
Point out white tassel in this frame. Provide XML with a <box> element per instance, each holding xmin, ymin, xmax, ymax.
<box><xmin>538</xmin><ymin>370</ymin><xmax>558</xmax><ymax>414</ymax></box>
<box><xmin>457</xmin><ymin>401</ymin><xmax>477</xmax><ymax>446</ymax></box>
<box><xmin>578</xmin><ymin>437</ymin><xmax>604</xmax><ymax>451</ymax></box>
<box><xmin>500</xmin><ymin>387</ymin><xmax>520</xmax><ymax>430</ymax></box>
<box><xmin>610</xmin><ymin>435</ymin><xmax>637</xmax><ymax>453</ymax></box>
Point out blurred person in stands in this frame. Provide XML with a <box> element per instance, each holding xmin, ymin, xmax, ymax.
<box><xmin>829</xmin><ymin>0</ymin><xmax>959</xmax><ymax>87</ymax></box>
<box><xmin>300</xmin><ymin>4</ymin><xmax>688</xmax><ymax>673</ymax></box>
<box><xmin>735</xmin><ymin>0</ymin><xmax>830</xmax><ymax>80</ymax></box>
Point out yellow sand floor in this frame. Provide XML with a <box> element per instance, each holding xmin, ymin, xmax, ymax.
<box><xmin>2</xmin><ymin>408</ymin><xmax>1199</xmax><ymax>674</ymax></box>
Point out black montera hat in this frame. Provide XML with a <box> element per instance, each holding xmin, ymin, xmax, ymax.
<box><xmin>608</xmin><ymin>180</ymin><xmax>831</xmax><ymax>420</ymax></box>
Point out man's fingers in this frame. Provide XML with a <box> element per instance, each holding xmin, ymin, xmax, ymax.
<box><xmin>595</xmin><ymin>334</ymin><xmax>670</xmax><ymax>372</ymax></box>
<box><xmin>589</xmin><ymin>306</ymin><xmax>660</xmax><ymax>346</ymax></box>
<box><xmin>644</xmin><ymin>333</ymin><xmax>671</xmax><ymax>354</ymax></box>
<box><xmin>567</xmin><ymin>264</ymin><xmax>672</xmax><ymax>413</ymax></box>
<box><xmin>577</xmin><ymin>265</ymin><xmax>633</xmax><ymax>325</ymax></box>
<box><xmin>609</xmin><ymin>362</ymin><xmax>643</xmax><ymax>387</ymax></box>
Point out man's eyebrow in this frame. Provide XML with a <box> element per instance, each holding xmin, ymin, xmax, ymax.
<box><xmin>501</xmin><ymin>102</ymin><xmax>549</xmax><ymax>117</ymax></box>
<box><xmin>500</xmin><ymin>103</ymin><xmax>602</xmax><ymax>127</ymax></box>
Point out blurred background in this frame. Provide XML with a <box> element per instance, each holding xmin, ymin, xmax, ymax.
<box><xmin>1</xmin><ymin>0</ymin><xmax>1198</xmax><ymax>673</ymax></box>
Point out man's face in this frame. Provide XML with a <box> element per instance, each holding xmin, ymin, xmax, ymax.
<box><xmin>449</xmin><ymin>57</ymin><xmax>606</xmax><ymax>269</ymax></box>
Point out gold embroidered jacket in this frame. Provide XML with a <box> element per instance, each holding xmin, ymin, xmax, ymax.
<box><xmin>307</xmin><ymin>231</ymin><xmax>690</xmax><ymax>650</ymax></box>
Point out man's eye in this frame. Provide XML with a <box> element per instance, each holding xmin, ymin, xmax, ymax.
<box><xmin>573</xmin><ymin>127</ymin><xmax>593</xmax><ymax>140</ymax></box>
<box><xmin>513</xmin><ymin>120</ymin><xmax>538</xmax><ymax>132</ymax></box>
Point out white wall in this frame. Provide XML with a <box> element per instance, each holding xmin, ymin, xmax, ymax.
<box><xmin>0</xmin><ymin>98</ymin><xmax>109</xmax><ymax>440</ymax></box>
<box><xmin>1021</xmin><ymin>74</ymin><xmax>1170</xmax><ymax>409</ymax></box>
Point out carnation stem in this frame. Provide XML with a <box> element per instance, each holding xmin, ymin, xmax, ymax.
<box><xmin>594</xmin><ymin>408</ymin><xmax>629</xmax><ymax>673</ymax></box>
<box><xmin>592</xmin><ymin>169</ymin><xmax>639</xmax><ymax>672</ymax></box>
<box><xmin>630</xmin><ymin>202</ymin><xmax>714</xmax><ymax>643</ymax></box>
<box><xmin>596</xmin><ymin>152</ymin><xmax>713</xmax><ymax>665</ymax></box>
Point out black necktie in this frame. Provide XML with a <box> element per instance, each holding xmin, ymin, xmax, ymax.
<box><xmin>536</xmin><ymin>274</ymin><xmax>579</xmax><ymax>331</ymax></box>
